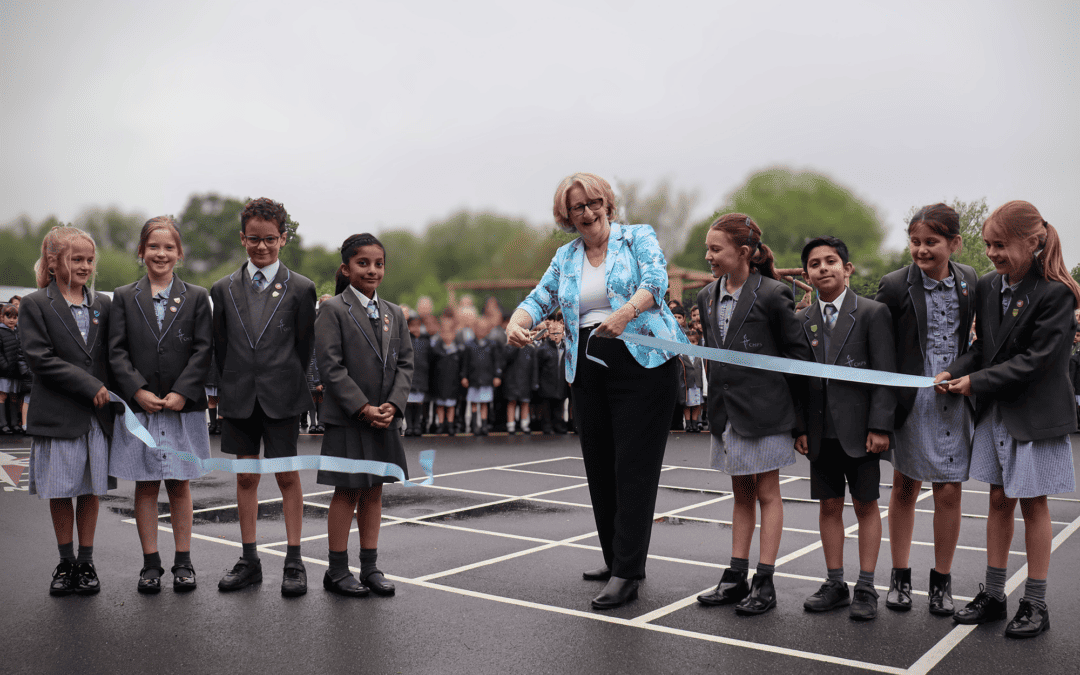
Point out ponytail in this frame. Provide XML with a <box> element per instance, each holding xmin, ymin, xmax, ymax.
<box><xmin>984</xmin><ymin>200</ymin><xmax>1080</xmax><ymax>309</ymax></box>
<box><xmin>709</xmin><ymin>213</ymin><xmax>780</xmax><ymax>281</ymax></box>
<box><xmin>1039</xmin><ymin>222</ymin><xmax>1080</xmax><ymax>309</ymax></box>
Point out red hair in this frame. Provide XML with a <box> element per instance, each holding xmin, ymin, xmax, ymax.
<box><xmin>708</xmin><ymin>213</ymin><xmax>779</xmax><ymax>281</ymax></box>
<box><xmin>984</xmin><ymin>200</ymin><xmax>1080</xmax><ymax>309</ymax></box>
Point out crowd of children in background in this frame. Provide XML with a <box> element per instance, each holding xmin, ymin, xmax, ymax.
<box><xmin>0</xmin><ymin>295</ymin><xmax>29</xmax><ymax>435</ymax></box>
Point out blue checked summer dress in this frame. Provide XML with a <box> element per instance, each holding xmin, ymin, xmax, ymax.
<box><xmin>893</xmin><ymin>272</ymin><xmax>973</xmax><ymax>482</ymax></box>
<box><xmin>709</xmin><ymin>276</ymin><xmax>797</xmax><ymax>476</ymax></box>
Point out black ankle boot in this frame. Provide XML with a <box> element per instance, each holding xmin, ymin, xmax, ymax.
<box><xmin>886</xmin><ymin>567</ymin><xmax>912</xmax><ymax>611</ymax></box>
<box><xmin>928</xmin><ymin>569</ymin><xmax>954</xmax><ymax>616</ymax></box>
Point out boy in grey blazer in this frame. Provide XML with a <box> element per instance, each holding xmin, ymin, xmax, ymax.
<box><xmin>210</xmin><ymin>198</ymin><xmax>317</xmax><ymax>596</ymax></box>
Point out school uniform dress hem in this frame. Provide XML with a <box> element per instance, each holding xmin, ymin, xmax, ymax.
<box><xmin>710</xmin><ymin>422</ymin><xmax>796</xmax><ymax>476</ymax></box>
<box><xmin>109</xmin><ymin>410</ymin><xmax>211</xmax><ymax>481</ymax></box>
<box><xmin>316</xmin><ymin>422</ymin><xmax>410</xmax><ymax>489</ymax></box>
<box><xmin>970</xmin><ymin>401</ymin><xmax>1075</xmax><ymax>498</ymax></box>
<box><xmin>29</xmin><ymin>416</ymin><xmax>115</xmax><ymax>498</ymax></box>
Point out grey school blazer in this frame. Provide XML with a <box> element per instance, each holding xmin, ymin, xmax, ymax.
<box><xmin>314</xmin><ymin>290</ymin><xmax>413</xmax><ymax>426</ymax></box>
<box><xmin>797</xmin><ymin>291</ymin><xmax>897</xmax><ymax>460</ymax></box>
<box><xmin>210</xmin><ymin>263</ymin><xmax>317</xmax><ymax>419</ymax></box>
<box><xmin>109</xmin><ymin>275</ymin><xmax>213</xmax><ymax>414</ymax></box>
<box><xmin>21</xmin><ymin>282</ymin><xmax>114</xmax><ymax>438</ymax></box>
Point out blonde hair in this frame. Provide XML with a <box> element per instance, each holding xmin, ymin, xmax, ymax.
<box><xmin>552</xmin><ymin>172</ymin><xmax>617</xmax><ymax>233</ymax></box>
<box><xmin>33</xmin><ymin>226</ymin><xmax>97</xmax><ymax>290</ymax></box>
<box><xmin>984</xmin><ymin>200</ymin><xmax>1080</xmax><ymax>309</ymax></box>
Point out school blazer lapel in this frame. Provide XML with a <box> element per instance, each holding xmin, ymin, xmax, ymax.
<box><xmin>724</xmin><ymin>273</ymin><xmax>761</xmax><ymax>349</ymax></box>
<box><xmin>953</xmin><ymin>263</ymin><xmax>976</xmax><ymax>344</ymax></box>
<box><xmin>378</xmin><ymin>298</ymin><xmax>393</xmax><ymax>365</ymax></box>
<box><xmin>159</xmin><ymin>278</ymin><xmax>188</xmax><ymax>341</ymax></box>
<box><xmin>905</xmin><ymin>264</ymin><xmax>928</xmax><ymax>357</ymax></box>
<box><xmin>802</xmin><ymin>303</ymin><xmax>826</xmax><ymax>364</ymax></box>
<box><xmin>46</xmin><ymin>282</ymin><xmax>94</xmax><ymax>357</ymax></box>
<box><xmin>342</xmin><ymin>290</ymin><xmax>384</xmax><ymax>365</ymax></box>
<box><xmin>826</xmin><ymin>291</ymin><xmax>858</xmax><ymax>365</ymax></box>
<box><xmin>253</xmin><ymin>266</ymin><xmax>290</xmax><ymax>346</ymax></box>
<box><xmin>227</xmin><ymin>266</ymin><xmax>255</xmax><ymax>349</ymax></box>
<box><xmin>133</xmin><ymin>276</ymin><xmax>162</xmax><ymax>340</ymax></box>
<box><xmin>989</xmin><ymin>270</ymin><xmax>1039</xmax><ymax>361</ymax></box>
<box><xmin>703</xmin><ymin>279</ymin><xmax>721</xmax><ymax>348</ymax></box>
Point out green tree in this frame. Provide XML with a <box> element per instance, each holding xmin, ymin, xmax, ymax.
<box><xmin>617</xmin><ymin>180</ymin><xmax>699</xmax><ymax>259</ymax></box>
<box><xmin>1070</xmin><ymin>263</ymin><xmax>1080</xmax><ymax>286</ymax></box>
<box><xmin>175</xmin><ymin>193</ymin><xmax>248</xmax><ymax>273</ymax></box>
<box><xmin>899</xmin><ymin>198</ymin><xmax>993</xmax><ymax>277</ymax></box>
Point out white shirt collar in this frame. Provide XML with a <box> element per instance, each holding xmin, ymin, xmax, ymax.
<box><xmin>348</xmin><ymin>284</ymin><xmax>378</xmax><ymax>307</ymax></box>
<box><xmin>63</xmin><ymin>287</ymin><xmax>92</xmax><ymax>308</ymax></box>
<box><xmin>246</xmin><ymin>259</ymin><xmax>281</xmax><ymax>284</ymax></box>
<box><xmin>818</xmin><ymin>288</ymin><xmax>848</xmax><ymax>316</ymax></box>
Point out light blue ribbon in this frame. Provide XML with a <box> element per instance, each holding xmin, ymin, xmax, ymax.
<box><xmin>612</xmin><ymin>333</ymin><xmax>936</xmax><ymax>388</ymax></box>
<box><xmin>110</xmin><ymin>394</ymin><xmax>435</xmax><ymax>485</ymax></box>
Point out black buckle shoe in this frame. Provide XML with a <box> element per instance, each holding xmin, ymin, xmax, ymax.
<box><xmin>804</xmin><ymin>579</ymin><xmax>850</xmax><ymax>612</ymax></box>
<box><xmin>49</xmin><ymin>560</ymin><xmax>76</xmax><ymax>596</ymax></box>
<box><xmin>73</xmin><ymin>562</ymin><xmax>101</xmax><ymax>595</ymax></box>
<box><xmin>885</xmin><ymin>568</ymin><xmax>912</xmax><ymax>611</ymax></box>
<box><xmin>137</xmin><ymin>565</ymin><xmax>165</xmax><ymax>594</ymax></box>
<box><xmin>361</xmin><ymin>570</ymin><xmax>396</xmax><ymax>596</ymax></box>
<box><xmin>735</xmin><ymin>573</ymin><xmax>776</xmax><ymax>615</ymax></box>
<box><xmin>850</xmin><ymin>581</ymin><xmax>879</xmax><ymax>621</ymax></box>
<box><xmin>582</xmin><ymin>565</ymin><xmax>612</xmax><ymax>581</ymax></box>
<box><xmin>928</xmin><ymin>569</ymin><xmax>954</xmax><ymax>616</ymax></box>
<box><xmin>217</xmin><ymin>558</ymin><xmax>263</xmax><ymax>592</ymax></box>
<box><xmin>172</xmin><ymin>564</ymin><xmax>197</xmax><ymax>592</ymax></box>
<box><xmin>1004</xmin><ymin>599</ymin><xmax>1049</xmax><ymax>639</ymax></box>
<box><xmin>323</xmin><ymin>571</ymin><xmax>369</xmax><ymax>597</ymax></box>
<box><xmin>697</xmin><ymin>568</ymin><xmax>750</xmax><ymax>606</ymax></box>
<box><xmin>953</xmin><ymin>585</ymin><xmax>1007</xmax><ymax>624</ymax></box>
<box><xmin>281</xmin><ymin>560</ymin><xmax>308</xmax><ymax>597</ymax></box>
<box><xmin>591</xmin><ymin>577</ymin><xmax>639</xmax><ymax>610</ymax></box>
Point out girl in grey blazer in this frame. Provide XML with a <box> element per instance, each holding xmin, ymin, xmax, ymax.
<box><xmin>21</xmin><ymin>226</ymin><xmax>113</xmax><ymax>597</ymax></box>
<box><xmin>316</xmin><ymin>234</ymin><xmax>413</xmax><ymax>598</ymax></box>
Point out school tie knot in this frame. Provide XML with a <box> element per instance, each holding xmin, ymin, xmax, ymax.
<box><xmin>367</xmin><ymin>299</ymin><xmax>379</xmax><ymax>320</ymax></box>
<box><xmin>252</xmin><ymin>270</ymin><xmax>267</xmax><ymax>291</ymax></box>
<box><xmin>824</xmin><ymin>303</ymin><xmax>837</xmax><ymax>330</ymax></box>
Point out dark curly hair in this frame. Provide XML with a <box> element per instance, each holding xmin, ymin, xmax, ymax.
<box><xmin>240</xmin><ymin>197</ymin><xmax>289</xmax><ymax>233</ymax></box>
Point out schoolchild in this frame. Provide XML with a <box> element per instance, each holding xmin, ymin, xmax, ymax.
<box><xmin>535</xmin><ymin>319</ymin><xmax>569</xmax><ymax>434</ymax></box>
<box><xmin>1070</xmin><ymin>320</ymin><xmax>1080</xmax><ymax>426</ymax></box>
<box><xmin>694</xmin><ymin>214</ymin><xmax>812</xmax><ymax>616</ymax></box>
<box><xmin>316</xmin><ymin>233</ymin><xmax>413</xmax><ymax>597</ymax></box>
<box><xmin>0</xmin><ymin>304</ymin><xmax>23</xmax><ymax>434</ymax></box>
<box><xmin>430</xmin><ymin>309</ymin><xmax>463</xmax><ymax>435</ymax></box>
<box><xmin>941</xmin><ymin>201</ymin><xmax>1080</xmax><ymax>638</ymax></box>
<box><xmin>306</xmin><ymin>351</ymin><xmax>325</xmax><ymax>434</ymax></box>
<box><xmin>205</xmin><ymin>352</ymin><xmax>221</xmax><ymax>435</ymax></box>
<box><xmin>502</xmin><ymin>339</ymin><xmax>539</xmax><ymax>435</ymax></box>
<box><xmin>404</xmin><ymin>313</ymin><xmax>432</xmax><ymax>436</ymax></box>
<box><xmin>874</xmin><ymin>204</ymin><xmax>978</xmax><ymax>615</ymax></box>
<box><xmin>680</xmin><ymin>329</ymin><xmax>704</xmax><ymax>432</ymax></box>
<box><xmin>460</xmin><ymin>316</ymin><xmax>503</xmax><ymax>436</ymax></box>
<box><xmin>21</xmin><ymin>226</ymin><xmax>114</xmax><ymax>596</ymax></box>
<box><xmin>108</xmin><ymin>217</ymin><xmax>213</xmax><ymax>593</ymax></box>
<box><xmin>795</xmin><ymin>236</ymin><xmax>896</xmax><ymax>621</ymax></box>
<box><xmin>210</xmin><ymin>197</ymin><xmax>317</xmax><ymax>596</ymax></box>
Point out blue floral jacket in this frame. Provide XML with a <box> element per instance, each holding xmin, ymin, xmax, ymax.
<box><xmin>518</xmin><ymin>223</ymin><xmax>688</xmax><ymax>383</ymax></box>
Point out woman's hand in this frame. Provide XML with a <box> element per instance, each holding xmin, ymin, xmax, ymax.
<box><xmin>506</xmin><ymin>323</ymin><xmax>535</xmax><ymax>347</ymax></box>
<box><xmin>592</xmin><ymin>306</ymin><xmax>633</xmax><ymax>339</ymax></box>
<box><xmin>133</xmin><ymin>388</ymin><xmax>165</xmax><ymax>412</ymax></box>
<box><xmin>93</xmin><ymin>386</ymin><xmax>111</xmax><ymax>409</ymax></box>
<box><xmin>162</xmin><ymin>392</ymin><xmax>187</xmax><ymax>412</ymax></box>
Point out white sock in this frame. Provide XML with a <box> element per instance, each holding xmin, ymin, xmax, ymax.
<box><xmin>507</xmin><ymin>420</ymin><xmax>515</xmax><ymax>432</ymax></box>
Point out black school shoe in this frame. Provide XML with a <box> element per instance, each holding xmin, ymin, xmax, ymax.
<box><xmin>323</xmin><ymin>571</ymin><xmax>368</xmax><ymax>597</ymax></box>
<box><xmin>281</xmin><ymin>559</ymin><xmax>308</xmax><ymax>596</ymax></box>
<box><xmin>73</xmin><ymin>562</ymin><xmax>101</xmax><ymax>595</ymax></box>
<box><xmin>172</xmin><ymin>564</ymin><xmax>197</xmax><ymax>592</ymax></box>
<box><xmin>137</xmin><ymin>565</ymin><xmax>165</xmax><ymax>594</ymax></box>
<box><xmin>218</xmin><ymin>558</ymin><xmax>263</xmax><ymax>591</ymax></box>
<box><xmin>591</xmin><ymin>577</ymin><xmax>639</xmax><ymax>610</ymax></box>
<box><xmin>360</xmin><ymin>570</ymin><xmax>395</xmax><ymax>596</ymax></box>
<box><xmin>928</xmin><ymin>569</ymin><xmax>954</xmax><ymax>616</ymax></box>
<box><xmin>953</xmin><ymin>585</ymin><xmax>1007</xmax><ymax>624</ymax></box>
<box><xmin>49</xmin><ymin>560</ymin><xmax>76</xmax><ymax>596</ymax></box>
<box><xmin>697</xmin><ymin>568</ymin><xmax>750</xmax><ymax>606</ymax></box>
<box><xmin>804</xmin><ymin>579</ymin><xmax>851</xmax><ymax>612</ymax></box>
<box><xmin>734</xmin><ymin>573</ymin><xmax>776</xmax><ymax>615</ymax></box>
<box><xmin>582</xmin><ymin>565</ymin><xmax>612</xmax><ymax>581</ymax></box>
<box><xmin>885</xmin><ymin>567</ymin><xmax>912</xmax><ymax>611</ymax></box>
<box><xmin>850</xmin><ymin>581</ymin><xmax>879</xmax><ymax>621</ymax></box>
<box><xmin>1004</xmin><ymin>599</ymin><xmax>1049</xmax><ymax>638</ymax></box>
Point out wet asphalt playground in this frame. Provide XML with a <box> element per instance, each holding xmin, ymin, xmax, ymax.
<box><xmin>3</xmin><ymin>430</ymin><xmax>1080</xmax><ymax>675</ymax></box>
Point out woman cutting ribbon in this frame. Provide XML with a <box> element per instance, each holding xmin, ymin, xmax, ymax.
<box><xmin>507</xmin><ymin>172</ymin><xmax>687</xmax><ymax>610</ymax></box>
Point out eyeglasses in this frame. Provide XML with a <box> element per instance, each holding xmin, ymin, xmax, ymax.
<box><xmin>243</xmin><ymin>235</ymin><xmax>281</xmax><ymax>247</ymax></box>
<box><xmin>569</xmin><ymin>199</ymin><xmax>605</xmax><ymax>217</ymax></box>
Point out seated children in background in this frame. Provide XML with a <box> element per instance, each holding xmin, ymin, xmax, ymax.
<box><xmin>795</xmin><ymin>235</ymin><xmax>896</xmax><ymax>622</ymax></box>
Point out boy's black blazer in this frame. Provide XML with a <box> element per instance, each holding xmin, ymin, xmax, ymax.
<box><xmin>946</xmin><ymin>268</ymin><xmax>1078</xmax><ymax>442</ymax></box>
<box><xmin>314</xmin><ymin>291</ymin><xmax>413</xmax><ymax>426</ymax></box>
<box><xmin>461</xmin><ymin>339</ymin><xmax>503</xmax><ymax>387</ymax></box>
<box><xmin>109</xmin><ymin>275</ymin><xmax>212</xmax><ymax>413</ymax></box>
<box><xmin>797</xmin><ymin>291</ymin><xmax>896</xmax><ymax>460</ymax></box>
<box><xmin>695</xmin><ymin>272</ymin><xmax>812</xmax><ymax>439</ymax></box>
<box><xmin>875</xmin><ymin>261</ymin><xmax>978</xmax><ymax>428</ymax></box>
<box><xmin>21</xmin><ymin>282</ymin><xmax>113</xmax><ymax>438</ymax></box>
<box><xmin>210</xmin><ymin>264</ymin><xmax>317</xmax><ymax>419</ymax></box>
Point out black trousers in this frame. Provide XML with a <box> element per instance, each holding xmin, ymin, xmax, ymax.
<box><xmin>572</xmin><ymin>328</ymin><xmax>678</xmax><ymax>579</ymax></box>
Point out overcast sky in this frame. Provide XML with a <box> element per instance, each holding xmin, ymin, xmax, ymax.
<box><xmin>3</xmin><ymin>0</ymin><xmax>1078</xmax><ymax>265</ymax></box>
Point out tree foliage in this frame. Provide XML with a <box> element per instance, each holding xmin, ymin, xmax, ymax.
<box><xmin>617</xmin><ymin>181</ymin><xmax>698</xmax><ymax>260</ymax></box>
<box><xmin>898</xmin><ymin>198</ymin><xmax>993</xmax><ymax>277</ymax></box>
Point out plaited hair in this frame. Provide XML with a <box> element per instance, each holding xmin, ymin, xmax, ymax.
<box><xmin>340</xmin><ymin>233</ymin><xmax>386</xmax><ymax>264</ymax></box>
<box><xmin>909</xmin><ymin>203</ymin><xmax>961</xmax><ymax>240</ymax></box>
<box><xmin>709</xmin><ymin>213</ymin><xmax>780</xmax><ymax>280</ymax></box>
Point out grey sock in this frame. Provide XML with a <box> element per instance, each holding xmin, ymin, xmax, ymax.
<box><xmin>1024</xmin><ymin>578</ymin><xmax>1047</xmax><ymax>610</ymax></box>
<box><xmin>827</xmin><ymin>567</ymin><xmax>845</xmax><ymax>583</ymax></box>
<box><xmin>76</xmin><ymin>545</ymin><xmax>93</xmax><ymax>564</ymax></box>
<box><xmin>359</xmin><ymin>548</ymin><xmax>378</xmax><ymax>579</ymax></box>
<box><xmin>985</xmin><ymin>565</ymin><xmax>1007</xmax><ymax>601</ymax></box>
<box><xmin>285</xmin><ymin>545</ymin><xmax>302</xmax><ymax>563</ymax></box>
<box><xmin>173</xmin><ymin>550</ymin><xmax>192</xmax><ymax>568</ymax></box>
<box><xmin>327</xmin><ymin>549</ymin><xmax>350</xmax><ymax>580</ymax></box>
<box><xmin>241</xmin><ymin>542</ymin><xmax>260</xmax><ymax>563</ymax></box>
<box><xmin>858</xmin><ymin>569</ymin><xmax>875</xmax><ymax>587</ymax></box>
<box><xmin>729</xmin><ymin>557</ymin><xmax>750</xmax><ymax>573</ymax></box>
<box><xmin>58</xmin><ymin>542</ymin><xmax>75</xmax><ymax>563</ymax></box>
<box><xmin>756</xmin><ymin>562</ymin><xmax>775</xmax><ymax>577</ymax></box>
